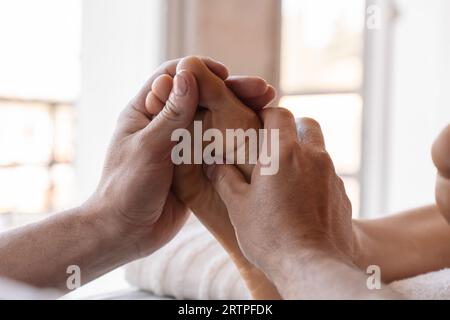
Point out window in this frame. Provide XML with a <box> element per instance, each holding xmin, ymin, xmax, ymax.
<box><xmin>279</xmin><ymin>0</ymin><xmax>365</xmax><ymax>216</ymax></box>
<box><xmin>0</xmin><ymin>0</ymin><xmax>81</xmax><ymax>221</ymax></box>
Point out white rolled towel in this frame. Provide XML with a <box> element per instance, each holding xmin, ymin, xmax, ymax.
<box><xmin>126</xmin><ymin>217</ymin><xmax>450</xmax><ymax>300</ymax></box>
<box><xmin>126</xmin><ymin>217</ymin><xmax>250</xmax><ymax>300</ymax></box>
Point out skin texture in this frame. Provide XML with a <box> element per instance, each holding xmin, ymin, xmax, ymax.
<box><xmin>146</xmin><ymin>56</ymin><xmax>281</xmax><ymax>299</ymax></box>
<box><xmin>354</xmin><ymin>205</ymin><xmax>450</xmax><ymax>283</ymax></box>
<box><xmin>0</xmin><ymin>58</ymin><xmax>273</xmax><ymax>291</ymax></box>
<box><xmin>206</xmin><ymin>107</ymin><xmax>400</xmax><ymax>299</ymax></box>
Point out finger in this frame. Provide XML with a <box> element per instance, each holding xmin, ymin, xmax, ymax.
<box><xmin>204</xmin><ymin>164</ymin><xmax>248</xmax><ymax>205</ymax></box>
<box><xmin>296</xmin><ymin>117</ymin><xmax>326</xmax><ymax>150</ymax></box>
<box><xmin>145</xmin><ymin>74</ymin><xmax>173</xmax><ymax>115</ymax></box>
<box><xmin>432</xmin><ymin>124</ymin><xmax>450</xmax><ymax>179</ymax></box>
<box><xmin>129</xmin><ymin>57</ymin><xmax>228</xmax><ymax>116</ymax></box>
<box><xmin>259</xmin><ymin>107</ymin><xmax>298</xmax><ymax>143</ymax></box>
<box><xmin>143</xmin><ymin>70</ymin><xmax>198</xmax><ymax>155</ymax></box>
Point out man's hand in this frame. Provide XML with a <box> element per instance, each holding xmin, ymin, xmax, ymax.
<box><xmin>87</xmin><ymin>58</ymin><xmax>276</xmax><ymax>258</ymax></box>
<box><xmin>206</xmin><ymin>108</ymin><xmax>355</xmax><ymax>272</ymax></box>
<box><xmin>203</xmin><ymin>108</ymin><xmax>394</xmax><ymax>299</ymax></box>
<box><xmin>0</xmin><ymin>58</ymin><xmax>277</xmax><ymax>291</ymax></box>
<box><xmin>433</xmin><ymin>124</ymin><xmax>450</xmax><ymax>224</ymax></box>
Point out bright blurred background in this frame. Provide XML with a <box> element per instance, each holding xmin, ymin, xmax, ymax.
<box><xmin>0</xmin><ymin>0</ymin><xmax>449</xmax><ymax>226</ymax></box>
<box><xmin>0</xmin><ymin>0</ymin><xmax>80</xmax><ymax>225</ymax></box>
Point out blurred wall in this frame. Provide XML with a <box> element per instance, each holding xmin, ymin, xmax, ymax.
<box><xmin>75</xmin><ymin>0</ymin><xmax>164</xmax><ymax>202</ymax></box>
<box><xmin>386</xmin><ymin>0</ymin><xmax>450</xmax><ymax>213</ymax></box>
<box><xmin>166</xmin><ymin>0</ymin><xmax>281</xmax><ymax>86</ymax></box>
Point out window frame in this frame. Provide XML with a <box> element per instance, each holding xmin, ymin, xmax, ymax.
<box><xmin>0</xmin><ymin>96</ymin><xmax>75</xmax><ymax>214</ymax></box>
<box><xmin>276</xmin><ymin>0</ymin><xmax>372</xmax><ymax>217</ymax></box>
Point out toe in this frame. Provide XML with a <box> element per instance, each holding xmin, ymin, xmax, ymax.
<box><xmin>177</xmin><ymin>56</ymin><xmax>228</xmax><ymax>108</ymax></box>
<box><xmin>145</xmin><ymin>74</ymin><xmax>173</xmax><ymax>115</ymax></box>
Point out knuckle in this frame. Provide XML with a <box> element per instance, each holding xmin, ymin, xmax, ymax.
<box><xmin>264</xmin><ymin>107</ymin><xmax>294</xmax><ymax>121</ymax></box>
<box><xmin>263</xmin><ymin>107</ymin><xmax>295</xmax><ymax>129</ymax></box>
<box><xmin>261</xmin><ymin>107</ymin><xmax>277</xmax><ymax>117</ymax></box>
<box><xmin>299</xmin><ymin>117</ymin><xmax>322</xmax><ymax>131</ymax></box>
<box><xmin>275</xmin><ymin>107</ymin><xmax>295</xmax><ymax>120</ymax></box>
<box><xmin>300</xmin><ymin>116</ymin><xmax>320</xmax><ymax>126</ymax></box>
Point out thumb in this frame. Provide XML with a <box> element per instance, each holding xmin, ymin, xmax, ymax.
<box><xmin>205</xmin><ymin>164</ymin><xmax>249</xmax><ymax>205</ymax></box>
<box><xmin>143</xmin><ymin>70</ymin><xmax>199</xmax><ymax>154</ymax></box>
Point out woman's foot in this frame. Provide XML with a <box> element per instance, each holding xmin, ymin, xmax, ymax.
<box><xmin>432</xmin><ymin>124</ymin><xmax>450</xmax><ymax>223</ymax></box>
<box><xmin>145</xmin><ymin>56</ymin><xmax>280</xmax><ymax>299</ymax></box>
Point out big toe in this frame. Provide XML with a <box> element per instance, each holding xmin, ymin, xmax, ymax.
<box><xmin>177</xmin><ymin>56</ymin><xmax>229</xmax><ymax>108</ymax></box>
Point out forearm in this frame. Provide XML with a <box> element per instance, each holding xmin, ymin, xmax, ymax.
<box><xmin>354</xmin><ymin>205</ymin><xmax>450</xmax><ymax>282</ymax></box>
<box><xmin>269</xmin><ymin>250</ymin><xmax>401</xmax><ymax>300</ymax></box>
<box><xmin>0</xmin><ymin>202</ymin><xmax>139</xmax><ymax>291</ymax></box>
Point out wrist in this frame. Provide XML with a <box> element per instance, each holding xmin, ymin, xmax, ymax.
<box><xmin>266</xmin><ymin>246</ymin><xmax>353</xmax><ymax>295</ymax></box>
<box><xmin>262</xmin><ymin>239</ymin><xmax>334</xmax><ymax>278</ymax></box>
<box><xmin>78</xmin><ymin>198</ymin><xmax>144</xmax><ymax>262</ymax></box>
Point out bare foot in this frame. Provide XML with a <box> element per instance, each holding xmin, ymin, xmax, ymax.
<box><xmin>432</xmin><ymin>124</ymin><xmax>450</xmax><ymax>223</ymax></box>
<box><xmin>145</xmin><ymin>57</ymin><xmax>280</xmax><ymax>299</ymax></box>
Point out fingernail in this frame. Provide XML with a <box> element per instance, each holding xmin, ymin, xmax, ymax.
<box><xmin>174</xmin><ymin>72</ymin><xmax>188</xmax><ymax>96</ymax></box>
